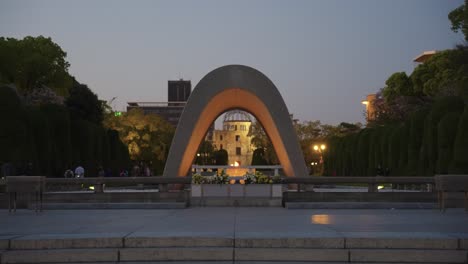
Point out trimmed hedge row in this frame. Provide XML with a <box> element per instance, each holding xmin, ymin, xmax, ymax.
<box><xmin>0</xmin><ymin>86</ymin><xmax>130</xmax><ymax>177</ymax></box>
<box><xmin>324</xmin><ymin>96</ymin><xmax>468</xmax><ymax>176</ymax></box>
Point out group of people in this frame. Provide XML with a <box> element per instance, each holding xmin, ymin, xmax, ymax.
<box><xmin>64</xmin><ymin>165</ymin><xmax>86</xmax><ymax>178</ymax></box>
<box><xmin>63</xmin><ymin>163</ymin><xmax>153</xmax><ymax>178</ymax></box>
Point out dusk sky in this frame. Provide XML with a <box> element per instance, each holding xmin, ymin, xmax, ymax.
<box><xmin>0</xmin><ymin>0</ymin><xmax>464</xmax><ymax>126</ymax></box>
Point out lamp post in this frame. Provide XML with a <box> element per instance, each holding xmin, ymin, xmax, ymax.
<box><xmin>313</xmin><ymin>144</ymin><xmax>326</xmax><ymax>175</ymax></box>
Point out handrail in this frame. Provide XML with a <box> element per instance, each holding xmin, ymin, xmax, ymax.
<box><xmin>45</xmin><ymin>177</ymin><xmax>191</xmax><ymax>185</ymax></box>
<box><xmin>282</xmin><ymin>176</ymin><xmax>434</xmax><ymax>184</ymax></box>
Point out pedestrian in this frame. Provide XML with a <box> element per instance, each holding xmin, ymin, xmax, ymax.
<box><xmin>75</xmin><ymin>165</ymin><xmax>85</xmax><ymax>178</ymax></box>
<box><xmin>97</xmin><ymin>166</ymin><xmax>105</xmax><ymax>177</ymax></box>
<box><xmin>64</xmin><ymin>168</ymin><xmax>74</xmax><ymax>178</ymax></box>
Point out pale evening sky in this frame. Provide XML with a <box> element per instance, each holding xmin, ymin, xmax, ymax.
<box><xmin>0</xmin><ymin>0</ymin><xmax>464</xmax><ymax>126</ymax></box>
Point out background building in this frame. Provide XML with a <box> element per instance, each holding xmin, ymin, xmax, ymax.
<box><xmin>168</xmin><ymin>79</ymin><xmax>191</xmax><ymax>105</ymax></box>
<box><xmin>127</xmin><ymin>79</ymin><xmax>191</xmax><ymax>127</ymax></box>
<box><xmin>210</xmin><ymin>110</ymin><xmax>255</xmax><ymax>166</ymax></box>
<box><xmin>362</xmin><ymin>93</ymin><xmax>376</xmax><ymax>123</ymax></box>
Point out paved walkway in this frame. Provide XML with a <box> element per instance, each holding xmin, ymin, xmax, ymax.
<box><xmin>1</xmin><ymin>207</ymin><xmax>467</xmax><ymax>237</ymax></box>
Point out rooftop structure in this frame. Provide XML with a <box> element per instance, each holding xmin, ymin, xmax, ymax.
<box><xmin>413</xmin><ymin>50</ymin><xmax>437</xmax><ymax>63</ymax></box>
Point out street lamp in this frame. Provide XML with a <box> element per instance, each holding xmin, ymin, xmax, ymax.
<box><xmin>312</xmin><ymin>144</ymin><xmax>327</xmax><ymax>175</ymax></box>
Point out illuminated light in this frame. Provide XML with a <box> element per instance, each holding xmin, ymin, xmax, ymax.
<box><xmin>311</xmin><ymin>214</ymin><xmax>330</xmax><ymax>224</ymax></box>
<box><xmin>229</xmin><ymin>179</ymin><xmax>236</xmax><ymax>184</ymax></box>
<box><xmin>230</xmin><ymin>163</ymin><xmax>234</xmax><ymax>166</ymax></box>
<box><xmin>234</xmin><ymin>161</ymin><xmax>240</xmax><ymax>167</ymax></box>
<box><xmin>320</xmin><ymin>144</ymin><xmax>326</xmax><ymax>150</ymax></box>
<box><xmin>313</xmin><ymin>145</ymin><xmax>319</xmax><ymax>151</ymax></box>
<box><xmin>114</xmin><ymin>111</ymin><xmax>122</xmax><ymax>117</ymax></box>
<box><xmin>362</xmin><ymin>101</ymin><xmax>369</xmax><ymax>105</ymax></box>
<box><xmin>197</xmin><ymin>153</ymin><xmax>200</xmax><ymax>157</ymax></box>
<box><xmin>239</xmin><ymin>179</ymin><xmax>245</xmax><ymax>184</ymax></box>
<box><xmin>378</xmin><ymin>185</ymin><xmax>384</xmax><ymax>190</ymax></box>
<box><xmin>89</xmin><ymin>186</ymin><xmax>95</xmax><ymax>190</ymax></box>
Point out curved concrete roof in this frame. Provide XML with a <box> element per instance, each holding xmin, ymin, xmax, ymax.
<box><xmin>163</xmin><ymin>65</ymin><xmax>308</xmax><ymax>177</ymax></box>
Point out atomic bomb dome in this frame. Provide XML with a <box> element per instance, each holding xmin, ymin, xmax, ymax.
<box><xmin>223</xmin><ymin>110</ymin><xmax>252</xmax><ymax>122</ymax></box>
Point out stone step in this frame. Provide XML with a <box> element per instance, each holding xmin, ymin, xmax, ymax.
<box><xmin>2</xmin><ymin>235</ymin><xmax>467</xmax><ymax>263</ymax></box>
<box><xmin>286</xmin><ymin>202</ymin><xmax>437</xmax><ymax>209</ymax></box>
<box><xmin>39</xmin><ymin>202</ymin><xmax>186</xmax><ymax>210</ymax></box>
<box><xmin>2</xmin><ymin>248</ymin><xmax>466</xmax><ymax>263</ymax></box>
<box><xmin>3</xmin><ymin>234</ymin><xmax>466</xmax><ymax>250</ymax></box>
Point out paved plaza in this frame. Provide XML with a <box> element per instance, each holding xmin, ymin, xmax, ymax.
<box><xmin>1</xmin><ymin>208</ymin><xmax>467</xmax><ymax>263</ymax></box>
<box><xmin>2</xmin><ymin>207</ymin><xmax>468</xmax><ymax>236</ymax></box>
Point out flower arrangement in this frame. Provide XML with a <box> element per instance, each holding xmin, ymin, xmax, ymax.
<box><xmin>192</xmin><ymin>173</ymin><xmax>205</xmax><ymax>184</ymax></box>
<box><xmin>193</xmin><ymin>170</ymin><xmax>282</xmax><ymax>185</ymax></box>
<box><xmin>192</xmin><ymin>173</ymin><xmax>229</xmax><ymax>184</ymax></box>
<box><xmin>243</xmin><ymin>172</ymin><xmax>257</xmax><ymax>184</ymax></box>
<box><xmin>242</xmin><ymin>171</ymin><xmax>283</xmax><ymax>184</ymax></box>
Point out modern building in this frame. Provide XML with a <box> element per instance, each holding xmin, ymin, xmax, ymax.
<box><xmin>210</xmin><ymin>110</ymin><xmax>256</xmax><ymax>166</ymax></box>
<box><xmin>168</xmin><ymin>79</ymin><xmax>191</xmax><ymax>105</ymax></box>
<box><xmin>127</xmin><ymin>79</ymin><xmax>191</xmax><ymax>127</ymax></box>
<box><xmin>362</xmin><ymin>93</ymin><xmax>377</xmax><ymax>123</ymax></box>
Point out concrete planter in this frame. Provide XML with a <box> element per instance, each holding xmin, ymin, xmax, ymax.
<box><xmin>202</xmin><ymin>185</ymin><xmax>229</xmax><ymax>197</ymax></box>
<box><xmin>229</xmin><ymin>185</ymin><xmax>244</xmax><ymax>197</ymax></box>
<box><xmin>191</xmin><ymin>184</ymin><xmax>283</xmax><ymax>198</ymax></box>
<box><xmin>191</xmin><ymin>184</ymin><xmax>202</xmax><ymax>197</ymax></box>
<box><xmin>245</xmin><ymin>184</ymin><xmax>271</xmax><ymax>197</ymax></box>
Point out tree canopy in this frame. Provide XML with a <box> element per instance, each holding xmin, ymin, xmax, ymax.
<box><xmin>0</xmin><ymin>36</ymin><xmax>72</xmax><ymax>95</ymax></box>
<box><xmin>104</xmin><ymin>108</ymin><xmax>175</xmax><ymax>174</ymax></box>
<box><xmin>448</xmin><ymin>0</ymin><xmax>468</xmax><ymax>42</ymax></box>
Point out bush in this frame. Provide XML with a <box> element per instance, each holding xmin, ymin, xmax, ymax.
<box><xmin>437</xmin><ymin>112</ymin><xmax>461</xmax><ymax>174</ymax></box>
<box><xmin>419</xmin><ymin>97</ymin><xmax>464</xmax><ymax>175</ymax></box>
<box><xmin>407</xmin><ymin>109</ymin><xmax>429</xmax><ymax>175</ymax></box>
<box><xmin>450</xmin><ymin>106</ymin><xmax>468</xmax><ymax>173</ymax></box>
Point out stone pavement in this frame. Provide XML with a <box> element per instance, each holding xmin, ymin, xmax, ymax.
<box><xmin>0</xmin><ymin>208</ymin><xmax>467</xmax><ymax>263</ymax></box>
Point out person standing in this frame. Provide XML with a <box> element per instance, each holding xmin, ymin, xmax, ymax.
<box><xmin>75</xmin><ymin>165</ymin><xmax>85</xmax><ymax>178</ymax></box>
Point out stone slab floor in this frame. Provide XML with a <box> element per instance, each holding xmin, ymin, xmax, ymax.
<box><xmin>1</xmin><ymin>207</ymin><xmax>467</xmax><ymax>238</ymax></box>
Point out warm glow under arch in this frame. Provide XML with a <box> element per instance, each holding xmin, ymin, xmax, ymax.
<box><xmin>162</xmin><ymin>65</ymin><xmax>308</xmax><ymax>177</ymax></box>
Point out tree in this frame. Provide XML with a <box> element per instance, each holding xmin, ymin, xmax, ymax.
<box><xmin>448</xmin><ymin>0</ymin><xmax>468</xmax><ymax>42</ymax></box>
<box><xmin>195</xmin><ymin>140</ymin><xmax>215</xmax><ymax>165</ymax></box>
<box><xmin>66</xmin><ymin>80</ymin><xmax>104</xmax><ymax>124</ymax></box>
<box><xmin>104</xmin><ymin>108</ymin><xmax>175</xmax><ymax>174</ymax></box>
<box><xmin>248</xmin><ymin>120</ymin><xmax>278</xmax><ymax>165</ymax></box>
<box><xmin>450</xmin><ymin>106</ymin><xmax>468</xmax><ymax>173</ymax></box>
<box><xmin>419</xmin><ymin>97</ymin><xmax>465</xmax><ymax>175</ymax></box>
<box><xmin>251</xmin><ymin>148</ymin><xmax>268</xmax><ymax>165</ymax></box>
<box><xmin>437</xmin><ymin>112</ymin><xmax>461</xmax><ymax>174</ymax></box>
<box><xmin>213</xmin><ymin>149</ymin><xmax>228</xmax><ymax>165</ymax></box>
<box><xmin>0</xmin><ymin>36</ymin><xmax>72</xmax><ymax>95</ymax></box>
<box><xmin>382</xmin><ymin>72</ymin><xmax>414</xmax><ymax>102</ymax></box>
<box><xmin>0</xmin><ymin>86</ymin><xmax>28</xmax><ymax>167</ymax></box>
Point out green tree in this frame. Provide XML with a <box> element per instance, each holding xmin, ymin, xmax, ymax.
<box><xmin>448</xmin><ymin>0</ymin><xmax>468</xmax><ymax>42</ymax></box>
<box><xmin>104</xmin><ymin>108</ymin><xmax>175</xmax><ymax>174</ymax></box>
<box><xmin>437</xmin><ymin>112</ymin><xmax>461</xmax><ymax>174</ymax></box>
<box><xmin>419</xmin><ymin>97</ymin><xmax>465</xmax><ymax>175</ymax></box>
<box><xmin>248</xmin><ymin>120</ymin><xmax>278</xmax><ymax>164</ymax></box>
<box><xmin>450</xmin><ymin>106</ymin><xmax>468</xmax><ymax>173</ymax></box>
<box><xmin>0</xmin><ymin>86</ymin><xmax>28</xmax><ymax>168</ymax></box>
<box><xmin>406</xmin><ymin>109</ymin><xmax>429</xmax><ymax>175</ymax></box>
<box><xmin>251</xmin><ymin>148</ymin><xmax>268</xmax><ymax>165</ymax></box>
<box><xmin>214</xmin><ymin>149</ymin><xmax>228</xmax><ymax>165</ymax></box>
<box><xmin>40</xmin><ymin>104</ymin><xmax>73</xmax><ymax>176</ymax></box>
<box><xmin>382</xmin><ymin>72</ymin><xmax>414</xmax><ymax>102</ymax></box>
<box><xmin>66</xmin><ymin>80</ymin><xmax>104</xmax><ymax>124</ymax></box>
<box><xmin>411</xmin><ymin>48</ymin><xmax>468</xmax><ymax>98</ymax></box>
<box><xmin>0</xmin><ymin>36</ymin><xmax>72</xmax><ymax>95</ymax></box>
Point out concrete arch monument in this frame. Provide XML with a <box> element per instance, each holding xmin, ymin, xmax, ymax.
<box><xmin>163</xmin><ymin>65</ymin><xmax>307</xmax><ymax>177</ymax></box>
